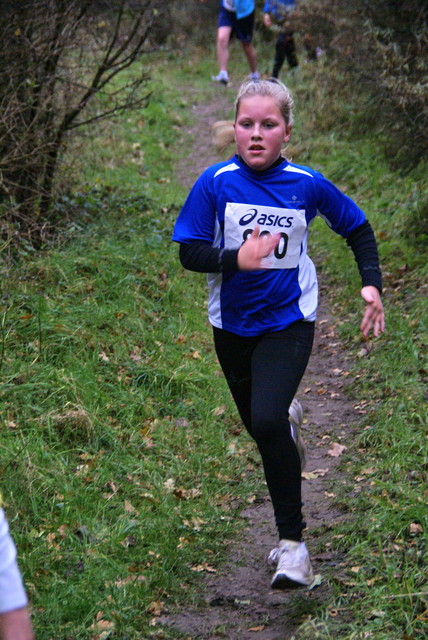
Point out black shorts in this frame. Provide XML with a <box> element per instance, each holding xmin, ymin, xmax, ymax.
<box><xmin>218</xmin><ymin>7</ymin><xmax>255</xmax><ymax>43</ymax></box>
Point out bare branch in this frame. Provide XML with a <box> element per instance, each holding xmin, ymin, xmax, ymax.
<box><xmin>0</xmin><ymin>0</ymin><xmax>165</xmax><ymax>224</ymax></box>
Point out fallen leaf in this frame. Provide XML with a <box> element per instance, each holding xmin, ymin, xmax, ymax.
<box><xmin>124</xmin><ymin>500</ymin><xmax>137</xmax><ymax>513</ymax></box>
<box><xmin>248</xmin><ymin>625</ymin><xmax>265</xmax><ymax>632</ymax></box>
<box><xmin>148</xmin><ymin>600</ymin><xmax>165</xmax><ymax>616</ymax></box>
<box><xmin>89</xmin><ymin>611</ymin><xmax>114</xmax><ymax>636</ymax></box>
<box><xmin>213</xmin><ymin>404</ymin><xmax>227</xmax><ymax>416</ymax></box>
<box><xmin>114</xmin><ymin>575</ymin><xmax>146</xmax><ymax>587</ymax></box>
<box><xmin>164</xmin><ymin>478</ymin><xmax>175</xmax><ymax>491</ymax></box>
<box><xmin>140</xmin><ymin>491</ymin><xmax>157</xmax><ymax>504</ymax></box>
<box><xmin>182</xmin><ymin>516</ymin><xmax>206</xmax><ymax>531</ymax></box>
<box><xmin>360</xmin><ymin>467</ymin><xmax>375</xmax><ymax>475</ymax></box>
<box><xmin>409</xmin><ymin>522</ymin><xmax>423</xmax><ymax>536</ymax></box>
<box><xmin>177</xmin><ymin>536</ymin><xmax>190</xmax><ymax>549</ymax></box>
<box><xmin>190</xmin><ymin>563</ymin><xmax>216</xmax><ymax>573</ymax></box>
<box><xmin>173</xmin><ymin>487</ymin><xmax>201</xmax><ymax>500</ymax></box>
<box><xmin>302</xmin><ymin>468</ymin><xmax>329</xmax><ymax>479</ymax></box>
<box><xmin>328</xmin><ymin>442</ymin><xmax>347</xmax><ymax>457</ymax></box>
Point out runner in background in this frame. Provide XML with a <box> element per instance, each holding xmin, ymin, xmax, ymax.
<box><xmin>200</xmin><ymin>1</ymin><xmax>260</xmax><ymax>85</ymax></box>
<box><xmin>263</xmin><ymin>0</ymin><xmax>298</xmax><ymax>78</ymax></box>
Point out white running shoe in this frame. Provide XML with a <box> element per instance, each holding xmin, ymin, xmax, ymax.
<box><xmin>289</xmin><ymin>398</ymin><xmax>307</xmax><ymax>470</ymax></box>
<box><xmin>269</xmin><ymin>539</ymin><xmax>314</xmax><ymax>589</ymax></box>
<box><xmin>212</xmin><ymin>72</ymin><xmax>229</xmax><ymax>85</ymax></box>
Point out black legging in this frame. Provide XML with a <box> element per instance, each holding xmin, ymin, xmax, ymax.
<box><xmin>272</xmin><ymin>30</ymin><xmax>298</xmax><ymax>78</ymax></box>
<box><xmin>213</xmin><ymin>320</ymin><xmax>315</xmax><ymax>541</ymax></box>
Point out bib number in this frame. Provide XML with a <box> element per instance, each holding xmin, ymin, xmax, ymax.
<box><xmin>224</xmin><ymin>203</ymin><xmax>307</xmax><ymax>269</ymax></box>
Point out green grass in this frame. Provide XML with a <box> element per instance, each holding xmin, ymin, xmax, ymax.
<box><xmin>287</xmin><ymin>60</ymin><xmax>427</xmax><ymax>639</ymax></box>
<box><xmin>1</xmin><ymin>40</ymin><xmax>427</xmax><ymax>639</ymax></box>
<box><xmin>1</xmin><ymin>195</ymin><xmax>259</xmax><ymax>638</ymax></box>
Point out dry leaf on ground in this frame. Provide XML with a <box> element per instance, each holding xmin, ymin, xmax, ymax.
<box><xmin>328</xmin><ymin>442</ymin><xmax>347</xmax><ymax>457</ymax></box>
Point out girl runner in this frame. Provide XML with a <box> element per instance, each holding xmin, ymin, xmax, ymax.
<box><xmin>172</xmin><ymin>79</ymin><xmax>384</xmax><ymax>589</ymax></box>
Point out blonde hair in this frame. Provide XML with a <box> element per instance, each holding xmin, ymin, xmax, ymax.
<box><xmin>212</xmin><ymin>79</ymin><xmax>294</xmax><ymax>152</ymax></box>
<box><xmin>235</xmin><ymin>78</ymin><xmax>294</xmax><ymax>127</ymax></box>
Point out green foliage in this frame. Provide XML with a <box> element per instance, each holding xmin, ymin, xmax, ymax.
<box><xmin>0</xmin><ymin>0</ymin><xmax>165</xmax><ymax>239</ymax></box>
<box><xmin>1</xmin><ymin>187</ymin><xmax>258</xmax><ymax>638</ymax></box>
<box><xmin>289</xmin><ymin>113</ymin><xmax>427</xmax><ymax>639</ymax></box>
<box><xmin>295</xmin><ymin>0</ymin><xmax>428</xmax><ymax>170</ymax></box>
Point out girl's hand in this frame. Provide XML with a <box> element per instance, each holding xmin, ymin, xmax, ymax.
<box><xmin>360</xmin><ymin>286</ymin><xmax>385</xmax><ymax>337</ymax></box>
<box><xmin>237</xmin><ymin>226</ymin><xmax>280</xmax><ymax>271</ymax></box>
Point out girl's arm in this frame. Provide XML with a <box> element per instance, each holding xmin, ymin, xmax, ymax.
<box><xmin>179</xmin><ymin>227</ymin><xmax>280</xmax><ymax>273</ymax></box>
<box><xmin>345</xmin><ymin>220</ymin><xmax>385</xmax><ymax>337</ymax></box>
<box><xmin>345</xmin><ymin>220</ymin><xmax>382</xmax><ymax>292</ymax></box>
<box><xmin>179</xmin><ymin>242</ymin><xmax>239</xmax><ymax>273</ymax></box>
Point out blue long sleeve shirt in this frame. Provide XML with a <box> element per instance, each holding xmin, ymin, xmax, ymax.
<box><xmin>263</xmin><ymin>0</ymin><xmax>295</xmax><ymax>21</ymax></box>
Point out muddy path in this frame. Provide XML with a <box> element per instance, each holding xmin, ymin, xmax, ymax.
<box><xmin>163</xmin><ymin>88</ymin><xmax>360</xmax><ymax>639</ymax></box>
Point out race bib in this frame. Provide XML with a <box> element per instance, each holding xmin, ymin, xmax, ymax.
<box><xmin>224</xmin><ymin>202</ymin><xmax>307</xmax><ymax>269</ymax></box>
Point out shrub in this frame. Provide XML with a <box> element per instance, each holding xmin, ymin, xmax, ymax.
<box><xmin>0</xmin><ymin>0</ymin><xmax>164</xmax><ymax>241</ymax></box>
<box><xmin>295</xmin><ymin>0</ymin><xmax>428</xmax><ymax>169</ymax></box>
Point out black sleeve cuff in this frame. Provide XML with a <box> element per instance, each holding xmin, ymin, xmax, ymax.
<box><xmin>220</xmin><ymin>248</ymin><xmax>239</xmax><ymax>271</ymax></box>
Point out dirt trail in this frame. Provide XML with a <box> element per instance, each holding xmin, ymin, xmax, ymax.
<box><xmin>163</xmin><ymin>89</ymin><xmax>359</xmax><ymax>639</ymax></box>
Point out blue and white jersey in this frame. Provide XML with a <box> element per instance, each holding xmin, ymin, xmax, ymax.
<box><xmin>222</xmin><ymin>1</ymin><xmax>254</xmax><ymax>19</ymax></box>
<box><xmin>172</xmin><ymin>155</ymin><xmax>366</xmax><ymax>337</ymax></box>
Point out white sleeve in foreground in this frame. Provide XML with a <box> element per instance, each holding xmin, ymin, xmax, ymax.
<box><xmin>0</xmin><ymin>509</ymin><xmax>28</xmax><ymax>614</ymax></box>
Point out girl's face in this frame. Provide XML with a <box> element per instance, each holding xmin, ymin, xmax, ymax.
<box><xmin>234</xmin><ymin>96</ymin><xmax>292</xmax><ymax>171</ymax></box>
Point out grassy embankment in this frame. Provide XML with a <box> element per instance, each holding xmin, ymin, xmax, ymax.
<box><xmin>0</xmin><ymin>43</ymin><xmax>426</xmax><ymax>639</ymax></box>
